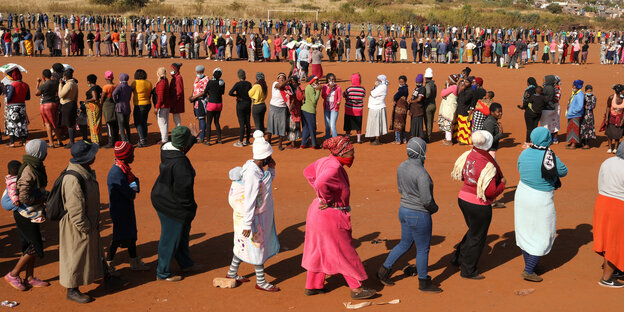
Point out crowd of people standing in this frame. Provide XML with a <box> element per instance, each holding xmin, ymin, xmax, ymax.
<box><xmin>1</xmin><ymin>41</ymin><xmax>624</xmax><ymax>305</ymax></box>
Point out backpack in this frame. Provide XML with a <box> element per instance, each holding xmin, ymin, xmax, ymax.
<box><xmin>46</xmin><ymin>170</ymin><xmax>87</xmax><ymax>221</ymax></box>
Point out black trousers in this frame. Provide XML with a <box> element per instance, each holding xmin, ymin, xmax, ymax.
<box><xmin>252</xmin><ymin>103</ymin><xmax>266</xmax><ymax>132</ymax></box>
<box><xmin>107</xmin><ymin>239</ymin><xmax>137</xmax><ymax>261</ymax></box>
<box><xmin>106</xmin><ymin>121</ymin><xmax>119</xmax><ymax>145</ymax></box>
<box><xmin>133</xmin><ymin>105</ymin><xmax>151</xmax><ymax>141</ymax></box>
<box><xmin>206</xmin><ymin>110</ymin><xmax>221</xmax><ymax>142</ymax></box>
<box><xmin>456</xmin><ymin>198</ymin><xmax>492</xmax><ymax>277</ymax></box>
<box><xmin>236</xmin><ymin>102</ymin><xmax>252</xmax><ymax>142</ymax></box>
<box><xmin>524</xmin><ymin>112</ymin><xmax>540</xmax><ymax>142</ymax></box>
<box><xmin>116</xmin><ymin>112</ymin><xmax>131</xmax><ymax>142</ymax></box>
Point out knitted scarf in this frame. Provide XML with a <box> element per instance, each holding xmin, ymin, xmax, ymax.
<box><xmin>18</xmin><ymin>155</ymin><xmax>47</xmax><ymax>189</ymax></box>
<box><xmin>114</xmin><ymin>159</ymin><xmax>136</xmax><ymax>183</ymax></box>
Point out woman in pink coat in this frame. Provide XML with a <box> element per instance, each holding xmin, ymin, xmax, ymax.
<box><xmin>302</xmin><ymin>136</ymin><xmax>376</xmax><ymax>300</ymax></box>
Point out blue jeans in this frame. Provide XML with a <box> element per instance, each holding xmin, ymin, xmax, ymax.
<box><xmin>156</xmin><ymin>211</ymin><xmax>194</xmax><ymax>279</ymax></box>
<box><xmin>394</xmin><ymin>131</ymin><xmax>406</xmax><ymax>143</ymax></box>
<box><xmin>217</xmin><ymin>46</ymin><xmax>225</xmax><ymax>60</ymax></box>
<box><xmin>382</xmin><ymin>207</ymin><xmax>432</xmax><ymax>279</ymax></box>
<box><xmin>324</xmin><ymin>110</ymin><xmax>338</xmax><ymax>139</ymax></box>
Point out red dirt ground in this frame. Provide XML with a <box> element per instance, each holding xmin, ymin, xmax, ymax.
<box><xmin>0</xmin><ymin>45</ymin><xmax>622</xmax><ymax>311</ymax></box>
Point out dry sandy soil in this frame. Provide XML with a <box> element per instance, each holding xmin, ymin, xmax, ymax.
<box><xmin>0</xmin><ymin>45</ymin><xmax>622</xmax><ymax>311</ymax></box>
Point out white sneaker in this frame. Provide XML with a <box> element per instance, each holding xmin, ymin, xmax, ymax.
<box><xmin>607</xmin><ymin>149</ymin><xmax>613</xmax><ymax>153</ymax></box>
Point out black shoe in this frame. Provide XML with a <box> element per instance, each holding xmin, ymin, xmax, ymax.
<box><xmin>418</xmin><ymin>276</ymin><xmax>442</xmax><ymax>293</ymax></box>
<box><xmin>66</xmin><ymin>288</ymin><xmax>93</xmax><ymax>303</ymax></box>
<box><xmin>64</xmin><ymin>143</ymin><xmax>73</xmax><ymax>149</ymax></box>
<box><xmin>598</xmin><ymin>278</ymin><xmax>624</xmax><ymax>288</ymax></box>
<box><xmin>304</xmin><ymin>288</ymin><xmax>327</xmax><ymax>296</ymax></box>
<box><xmin>377</xmin><ymin>266</ymin><xmax>394</xmax><ymax>286</ymax></box>
<box><xmin>612</xmin><ymin>269</ymin><xmax>624</xmax><ymax>279</ymax></box>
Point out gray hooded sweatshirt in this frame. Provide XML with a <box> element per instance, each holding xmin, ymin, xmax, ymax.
<box><xmin>396</xmin><ymin>138</ymin><xmax>438</xmax><ymax>214</ymax></box>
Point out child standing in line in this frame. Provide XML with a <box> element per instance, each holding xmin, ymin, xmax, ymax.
<box><xmin>472</xmin><ymin>91</ymin><xmax>495</xmax><ymax>132</ymax></box>
<box><xmin>2</xmin><ymin>160</ymin><xmax>45</xmax><ymax>223</ymax></box>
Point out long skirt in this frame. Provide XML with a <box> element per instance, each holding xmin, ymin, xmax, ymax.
<box><xmin>566</xmin><ymin>117</ymin><xmax>581</xmax><ymax>144</ymax></box>
<box><xmin>540</xmin><ymin>105</ymin><xmax>560</xmax><ymax>133</ymax></box>
<box><xmin>455</xmin><ymin>114</ymin><xmax>472</xmax><ymax>145</ymax></box>
<box><xmin>5</xmin><ymin>103</ymin><xmax>29</xmax><ymax>137</ymax></box>
<box><xmin>365</xmin><ymin>107</ymin><xmax>388</xmax><ymax>138</ymax></box>
<box><xmin>266</xmin><ymin>105</ymin><xmax>288</xmax><ymax>136</ymax></box>
<box><xmin>86</xmin><ymin>102</ymin><xmax>102</xmax><ymax>144</ymax></box>
<box><xmin>390</xmin><ymin>98</ymin><xmax>408</xmax><ymax>132</ymax></box>
<box><xmin>438</xmin><ymin>94</ymin><xmax>458</xmax><ymax>132</ymax></box>
<box><xmin>310</xmin><ymin>64</ymin><xmax>323</xmax><ymax>80</ymax></box>
<box><xmin>580</xmin><ymin>109</ymin><xmax>596</xmax><ymax>140</ymax></box>
<box><xmin>593</xmin><ymin>194</ymin><xmax>624</xmax><ymax>271</ymax></box>
<box><xmin>399</xmin><ymin>48</ymin><xmax>408</xmax><ymax>61</ymax></box>
<box><xmin>514</xmin><ymin>181</ymin><xmax>556</xmax><ymax>257</ymax></box>
<box><xmin>302</xmin><ymin>198</ymin><xmax>368</xmax><ymax>282</ymax></box>
<box><xmin>120</xmin><ymin>42</ymin><xmax>128</xmax><ymax>56</ymax></box>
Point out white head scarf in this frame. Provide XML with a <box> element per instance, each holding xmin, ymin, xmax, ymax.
<box><xmin>377</xmin><ymin>74</ymin><xmax>388</xmax><ymax>85</ymax></box>
<box><xmin>472</xmin><ymin>130</ymin><xmax>493</xmax><ymax>151</ymax></box>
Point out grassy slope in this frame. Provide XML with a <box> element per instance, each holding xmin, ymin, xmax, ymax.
<box><xmin>0</xmin><ymin>0</ymin><xmax>621</xmax><ymax>29</ymax></box>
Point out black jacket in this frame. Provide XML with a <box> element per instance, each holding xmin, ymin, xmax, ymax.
<box><xmin>151</xmin><ymin>145</ymin><xmax>197</xmax><ymax>223</ymax></box>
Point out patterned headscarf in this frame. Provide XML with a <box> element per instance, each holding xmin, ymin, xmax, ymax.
<box><xmin>322</xmin><ymin>136</ymin><xmax>354</xmax><ymax>156</ymax></box>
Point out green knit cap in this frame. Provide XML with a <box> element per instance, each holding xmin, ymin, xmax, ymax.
<box><xmin>171</xmin><ymin>126</ymin><xmax>191</xmax><ymax>150</ymax></box>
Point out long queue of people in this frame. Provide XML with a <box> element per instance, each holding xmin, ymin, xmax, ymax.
<box><xmin>2</xmin><ymin>64</ymin><xmax>624</xmax><ymax>306</ymax></box>
<box><xmin>1</xmin><ymin>61</ymin><xmax>622</xmax><ymax>155</ymax></box>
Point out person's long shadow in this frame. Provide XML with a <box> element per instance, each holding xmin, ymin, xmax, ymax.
<box><xmin>479</xmin><ymin>231</ymin><xmax>522</xmax><ymax>274</ymax></box>
<box><xmin>538</xmin><ymin>223</ymin><xmax>593</xmax><ymax>274</ymax></box>
<box><xmin>428</xmin><ymin>234</ymin><xmax>501</xmax><ymax>285</ymax></box>
<box><xmin>497</xmin><ymin>187</ymin><xmax>517</xmax><ymax>207</ymax></box>
<box><xmin>265</xmin><ymin>230</ymin><xmax>382</xmax><ymax>286</ymax></box>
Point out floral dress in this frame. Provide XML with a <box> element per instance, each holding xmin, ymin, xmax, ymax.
<box><xmin>580</xmin><ymin>93</ymin><xmax>596</xmax><ymax>141</ymax></box>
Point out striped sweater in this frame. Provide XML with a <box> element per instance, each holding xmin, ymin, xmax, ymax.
<box><xmin>343</xmin><ymin>86</ymin><xmax>365</xmax><ymax>116</ymax></box>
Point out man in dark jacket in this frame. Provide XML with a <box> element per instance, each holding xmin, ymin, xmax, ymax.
<box><xmin>151</xmin><ymin>125</ymin><xmax>199</xmax><ymax>282</ymax></box>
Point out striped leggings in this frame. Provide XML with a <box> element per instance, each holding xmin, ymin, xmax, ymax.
<box><xmin>522</xmin><ymin>251</ymin><xmax>540</xmax><ymax>274</ymax></box>
<box><xmin>227</xmin><ymin>255</ymin><xmax>270</xmax><ymax>287</ymax></box>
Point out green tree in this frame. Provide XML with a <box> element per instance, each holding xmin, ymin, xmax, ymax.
<box><xmin>546</xmin><ymin>3</ymin><xmax>561</xmax><ymax>14</ymax></box>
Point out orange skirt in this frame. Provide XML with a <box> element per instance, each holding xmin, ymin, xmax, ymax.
<box><xmin>593</xmin><ymin>194</ymin><xmax>624</xmax><ymax>271</ymax></box>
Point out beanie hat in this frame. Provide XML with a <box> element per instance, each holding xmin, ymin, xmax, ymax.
<box><xmin>424</xmin><ymin>68</ymin><xmax>433</xmax><ymax>78</ymax></box>
<box><xmin>114</xmin><ymin>141</ymin><xmax>134</xmax><ymax>160</ymax></box>
<box><xmin>256</xmin><ymin>72</ymin><xmax>265</xmax><ymax>81</ymax></box>
<box><xmin>171</xmin><ymin>126</ymin><xmax>192</xmax><ymax>150</ymax></box>
<box><xmin>415</xmin><ymin>74</ymin><xmax>424</xmax><ymax>84</ymax></box>
<box><xmin>252</xmin><ymin>131</ymin><xmax>273</xmax><ymax>160</ymax></box>
<box><xmin>195</xmin><ymin>65</ymin><xmax>205</xmax><ymax>72</ymax></box>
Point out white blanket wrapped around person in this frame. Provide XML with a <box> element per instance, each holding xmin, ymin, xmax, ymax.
<box><xmin>228</xmin><ymin>164</ymin><xmax>279</xmax><ymax>265</ymax></box>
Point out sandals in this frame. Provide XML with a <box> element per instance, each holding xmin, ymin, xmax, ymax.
<box><xmin>226</xmin><ymin>275</ymin><xmax>250</xmax><ymax>283</ymax></box>
<box><xmin>255</xmin><ymin>283</ymin><xmax>280</xmax><ymax>292</ymax></box>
